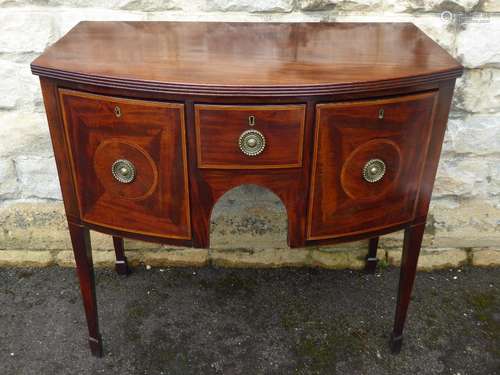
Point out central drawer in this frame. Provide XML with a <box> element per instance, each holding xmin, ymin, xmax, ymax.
<box><xmin>194</xmin><ymin>104</ymin><xmax>306</xmax><ymax>169</ymax></box>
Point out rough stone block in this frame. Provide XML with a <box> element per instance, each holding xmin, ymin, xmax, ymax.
<box><xmin>92</xmin><ymin>250</ymin><xmax>117</xmax><ymax>267</ymax></box>
<box><xmin>386</xmin><ymin>0</ymin><xmax>480</xmax><ymax>12</ymax></box>
<box><xmin>0</xmin><ymin>159</ymin><xmax>18</xmax><ymax>200</ymax></box>
<box><xmin>0</xmin><ymin>202</ymin><xmax>70</xmax><ymax>250</ymax></box>
<box><xmin>125</xmin><ymin>238</ymin><xmax>162</xmax><ymax>250</ymax></box>
<box><xmin>211</xmin><ymin>248</ymin><xmax>309</xmax><ymax>268</ymax></box>
<box><xmin>482</xmin><ymin>0</ymin><xmax>500</xmax><ymax>11</ymax></box>
<box><xmin>454</xmin><ymin>69</ymin><xmax>500</xmax><ymax>113</ymax></box>
<box><xmin>56</xmin><ymin>250</ymin><xmax>117</xmax><ymax>267</ymax></box>
<box><xmin>0</xmin><ymin>250</ymin><xmax>54</xmax><ymax>267</ymax></box>
<box><xmin>378</xmin><ymin>226</ymin><xmax>435</xmax><ymax>249</ymax></box>
<box><xmin>489</xmin><ymin>163</ymin><xmax>500</xmax><ymax>201</ymax></box>
<box><xmin>432</xmin><ymin>229</ymin><xmax>500</xmax><ymax>249</ymax></box>
<box><xmin>205</xmin><ymin>0</ymin><xmax>294</xmax><ymax>13</ymax></box>
<box><xmin>55</xmin><ymin>248</ymin><xmax>208</xmax><ymax>268</ymax></box>
<box><xmin>430</xmin><ymin>200</ymin><xmax>500</xmax><ymax>248</ymax></box>
<box><xmin>387</xmin><ymin>248</ymin><xmax>468</xmax><ymax>270</ymax></box>
<box><xmin>0</xmin><ymin>61</ymin><xmax>18</xmax><ymax>109</ymax></box>
<box><xmin>143</xmin><ymin>249</ymin><xmax>209</xmax><ymax>267</ymax></box>
<box><xmin>456</xmin><ymin>18</ymin><xmax>500</xmax><ymax>68</ymax></box>
<box><xmin>0</xmin><ymin>60</ymin><xmax>43</xmax><ymax>112</ymax></box>
<box><xmin>119</xmin><ymin>0</ymin><xmax>180</xmax><ymax>11</ymax></box>
<box><xmin>433</xmin><ymin>157</ymin><xmax>493</xmax><ymax>198</ymax></box>
<box><xmin>300</xmin><ymin>0</ymin><xmax>479</xmax><ymax>12</ymax></box>
<box><xmin>55</xmin><ymin>250</ymin><xmax>118</xmax><ymax>267</ymax></box>
<box><xmin>16</xmin><ymin>0</ymin><xmax>182</xmax><ymax>10</ymax></box>
<box><xmin>298</xmin><ymin>0</ymin><xmax>380</xmax><ymax>11</ymax></box>
<box><xmin>212</xmin><ymin>184</ymin><xmax>283</xmax><ymax>213</ymax></box>
<box><xmin>88</xmin><ymin>231</ymin><xmax>117</xmax><ymax>251</ymax></box>
<box><xmin>0</xmin><ymin>10</ymin><xmax>58</xmax><ymax>53</ymax></box>
<box><xmin>0</xmin><ymin>112</ymin><xmax>51</xmax><ymax>159</ymax></box>
<box><xmin>15</xmin><ymin>156</ymin><xmax>62</xmax><ymax>200</ymax></box>
<box><xmin>471</xmin><ymin>248</ymin><xmax>500</xmax><ymax>266</ymax></box>
<box><xmin>444</xmin><ymin>115</ymin><xmax>500</xmax><ymax>155</ymax></box>
<box><xmin>55</xmin><ymin>251</ymin><xmax>74</xmax><ymax>267</ymax></box>
<box><xmin>309</xmin><ymin>247</ymin><xmax>380</xmax><ymax>270</ymax></box>
<box><xmin>315</xmin><ymin>241</ymin><xmax>369</xmax><ymax>251</ymax></box>
<box><xmin>297</xmin><ymin>0</ymin><xmax>337</xmax><ymax>11</ymax></box>
<box><xmin>90</xmin><ymin>232</ymin><xmax>167</xmax><ymax>251</ymax></box>
<box><xmin>210</xmin><ymin>189</ymin><xmax>288</xmax><ymax>249</ymax></box>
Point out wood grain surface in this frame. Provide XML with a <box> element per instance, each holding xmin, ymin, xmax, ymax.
<box><xmin>59</xmin><ymin>89</ymin><xmax>191</xmax><ymax>239</ymax></box>
<box><xmin>32</xmin><ymin>22</ymin><xmax>462</xmax><ymax>96</ymax></box>
<box><xmin>195</xmin><ymin>104</ymin><xmax>305</xmax><ymax>169</ymax></box>
<box><xmin>308</xmin><ymin>91</ymin><xmax>437</xmax><ymax>240</ymax></box>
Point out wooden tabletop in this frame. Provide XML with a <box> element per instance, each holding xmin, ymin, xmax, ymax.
<box><xmin>31</xmin><ymin>21</ymin><xmax>462</xmax><ymax>96</ymax></box>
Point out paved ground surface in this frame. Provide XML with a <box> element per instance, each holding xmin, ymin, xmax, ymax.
<box><xmin>0</xmin><ymin>265</ymin><xmax>499</xmax><ymax>375</ymax></box>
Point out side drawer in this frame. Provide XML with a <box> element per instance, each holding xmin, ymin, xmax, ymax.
<box><xmin>194</xmin><ymin>104</ymin><xmax>306</xmax><ymax>169</ymax></box>
<box><xmin>307</xmin><ymin>91</ymin><xmax>438</xmax><ymax>240</ymax></box>
<box><xmin>59</xmin><ymin>89</ymin><xmax>191</xmax><ymax>239</ymax></box>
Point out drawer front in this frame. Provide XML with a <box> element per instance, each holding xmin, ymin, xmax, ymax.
<box><xmin>195</xmin><ymin>104</ymin><xmax>306</xmax><ymax>169</ymax></box>
<box><xmin>308</xmin><ymin>91</ymin><xmax>437</xmax><ymax>240</ymax></box>
<box><xmin>59</xmin><ymin>89</ymin><xmax>191</xmax><ymax>239</ymax></box>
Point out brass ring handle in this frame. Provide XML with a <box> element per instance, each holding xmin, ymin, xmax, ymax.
<box><xmin>363</xmin><ymin>159</ymin><xmax>386</xmax><ymax>183</ymax></box>
<box><xmin>112</xmin><ymin>159</ymin><xmax>135</xmax><ymax>183</ymax></box>
<box><xmin>238</xmin><ymin>129</ymin><xmax>266</xmax><ymax>156</ymax></box>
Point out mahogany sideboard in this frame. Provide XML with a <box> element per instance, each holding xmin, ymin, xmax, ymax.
<box><xmin>31</xmin><ymin>21</ymin><xmax>463</xmax><ymax>357</ymax></box>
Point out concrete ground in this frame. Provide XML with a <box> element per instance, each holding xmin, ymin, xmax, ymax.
<box><xmin>0</xmin><ymin>266</ymin><xmax>498</xmax><ymax>375</ymax></box>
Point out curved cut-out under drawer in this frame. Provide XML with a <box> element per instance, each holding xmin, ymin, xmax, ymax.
<box><xmin>307</xmin><ymin>91</ymin><xmax>438</xmax><ymax>240</ymax></box>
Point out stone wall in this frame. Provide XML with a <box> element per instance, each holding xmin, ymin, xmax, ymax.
<box><xmin>0</xmin><ymin>0</ymin><xmax>499</xmax><ymax>269</ymax></box>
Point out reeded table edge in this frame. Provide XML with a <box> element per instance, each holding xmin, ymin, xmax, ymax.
<box><xmin>31</xmin><ymin>65</ymin><xmax>463</xmax><ymax>97</ymax></box>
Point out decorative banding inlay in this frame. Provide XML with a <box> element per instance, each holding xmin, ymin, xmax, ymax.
<box><xmin>341</xmin><ymin>139</ymin><xmax>401</xmax><ymax>201</ymax></box>
<box><xmin>93</xmin><ymin>140</ymin><xmax>158</xmax><ymax>200</ymax></box>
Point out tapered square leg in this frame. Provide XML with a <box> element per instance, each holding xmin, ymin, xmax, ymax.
<box><xmin>389</xmin><ymin>332</ymin><xmax>403</xmax><ymax>354</ymax></box>
<box><xmin>113</xmin><ymin>236</ymin><xmax>131</xmax><ymax>276</ymax></box>
<box><xmin>68</xmin><ymin>222</ymin><xmax>103</xmax><ymax>357</ymax></box>
<box><xmin>89</xmin><ymin>335</ymin><xmax>104</xmax><ymax>357</ymax></box>
<box><xmin>390</xmin><ymin>222</ymin><xmax>425</xmax><ymax>354</ymax></box>
<box><xmin>365</xmin><ymin>237</ymin><xmax>379</xmax><ymax>273</ymax></box>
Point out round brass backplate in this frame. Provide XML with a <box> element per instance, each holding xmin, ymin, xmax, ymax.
<box><xmin>112</xmin><ymin>159</ymin><xmax>136</xmax><ymax>184</ymax></box>
<box><xmin>363</xmin><ymin>159</ymin><xmax>386</xmax><ymax>183</ymax></box>
<box><xmin>238</xmin><ymin>129</ymin><xmax>266</xmax><ymax>156</ymax></box>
